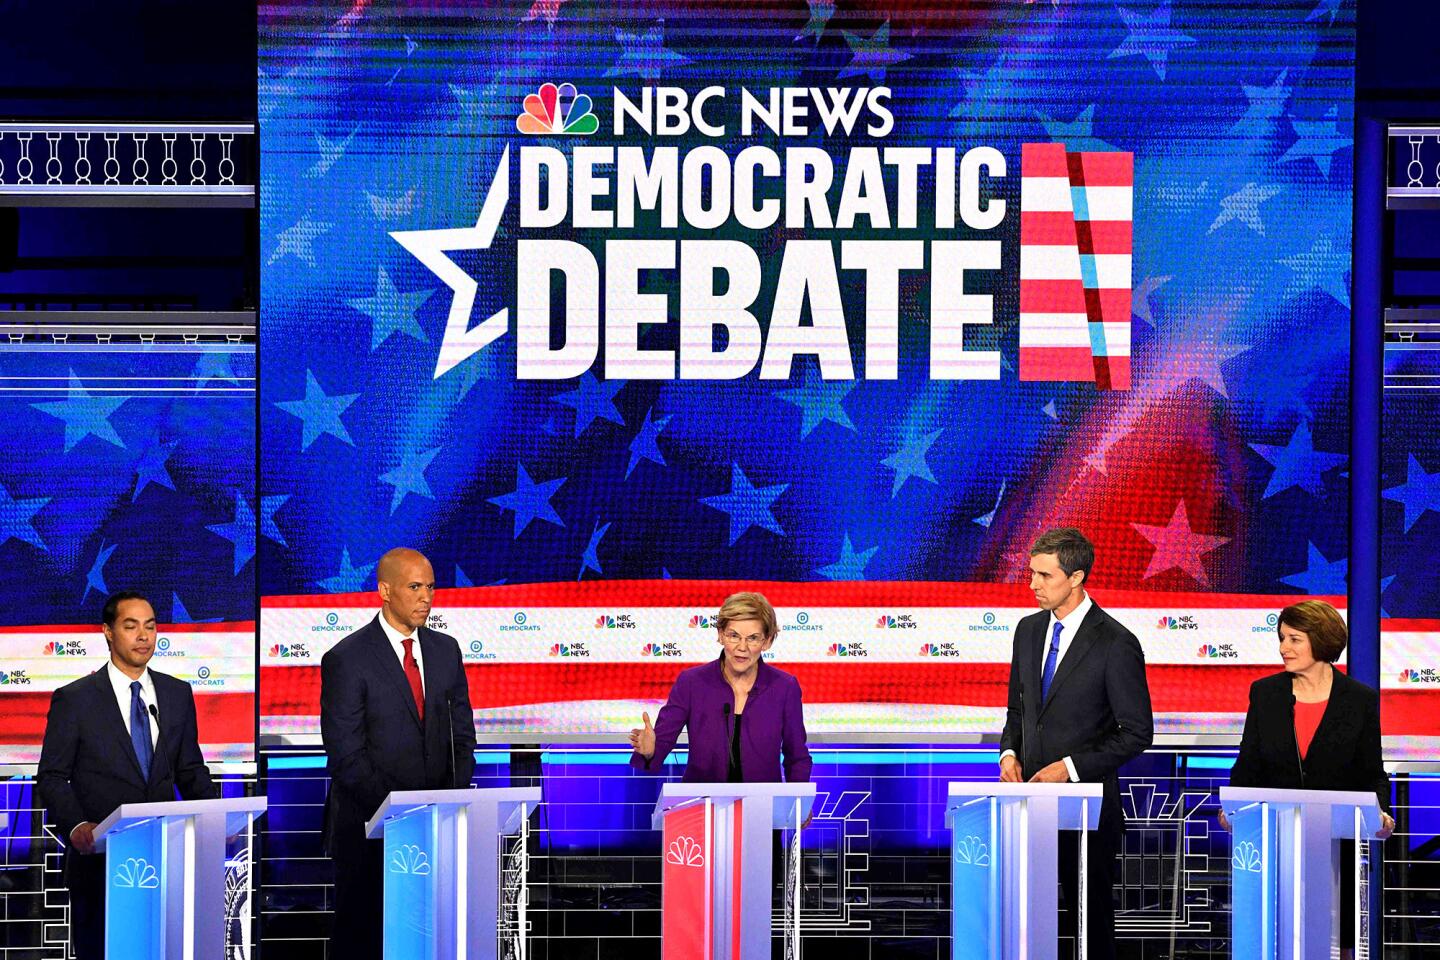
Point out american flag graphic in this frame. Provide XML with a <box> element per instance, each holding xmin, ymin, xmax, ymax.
<box><xmin>1019</xmin><ymin>143</ymin><xmax>1134</xmax><ymax>389</ymax></box>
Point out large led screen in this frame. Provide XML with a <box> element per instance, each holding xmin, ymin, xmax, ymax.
<box><xmin>259</xmin><ymin>1</ymin><xmax>1355</xmax><ymax>739</ymax></box>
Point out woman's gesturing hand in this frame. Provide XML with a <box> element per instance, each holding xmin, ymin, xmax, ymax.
<box><xmin>628</xmin><ymin>711</ymin><xmax>655</xmax><ymax>759</ymax></box>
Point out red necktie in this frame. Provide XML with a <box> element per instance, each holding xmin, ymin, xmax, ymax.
<box><xmin>402</xmin><ymin>637</ymin><xmax>425</xmax><ymax>723</ymax></box>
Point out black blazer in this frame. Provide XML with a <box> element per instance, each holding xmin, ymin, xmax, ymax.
<box><xmin>1229</xmin><ymin>668</ymin><xmax>1390</xmax><ymax>812</ymax></box>
<box><xmin>36</xmin><ymin>666</ymin><xmax>216</xmax><ymax>874</ymax></box>
<box><xmin>999</xmin><ymin>601</ymin><xmax>1155</xmax><ymax>837</ymax></box>
<box><xmin>319</xmin><ymin>616</ymin><xmax>477</xmax><ymax>853</ymax></box>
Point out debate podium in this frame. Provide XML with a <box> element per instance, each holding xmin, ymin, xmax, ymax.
<box><xmin>652</xmin><ymin>782</ymin><xmax>815</xmax><ymax>960</ymax></box>
<box><xmin>92</xmin><ymin>795</ymin><xmax>267</xmax><ymax>960</ymax></box>
<box><xmin>365</xmin><ymin>787</ymin><xmax>541</xmax><ymax>960</ymax></box>
<box><xmin>1219</xmin><ymin>787</ymin><xmax>1383</xmax><ymax>960</ymax></box>
<box><xmin>944</xmin><ymin>782</ymin><xmax>1104</xmax><ymax>960</ymax></box>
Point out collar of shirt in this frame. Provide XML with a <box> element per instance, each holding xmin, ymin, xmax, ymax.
<box><xmin>376</xmin><ymin>612</ymin><xmax>424</xmax><ymax>676</ymax></box>
<box><xmin>106</xmin><ymin>660</ymin><xmax>156</xmax><ymax>738</ymax></box>
<box><xmin>1046</xmin><ymin>592</ymin><xmax>1094</xmax><ymax>668</ymax></box>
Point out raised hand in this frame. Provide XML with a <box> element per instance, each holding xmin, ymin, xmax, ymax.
<box><xmin>628</xmin><ymin>711</ymin><xmax>656</xmax><ymax>759</ymax></box>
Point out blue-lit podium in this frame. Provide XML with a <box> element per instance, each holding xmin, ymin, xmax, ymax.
<box><xmin>1219</xmin><ymin>787</ymin><xmax>1382</xmax><ymax>960</ymax></box>
<box><xmin>365</xmin><ymin>787</ymin><xmax>541</xmax><ymax>960</ymax></box>
<box><xmin>92</xmin><ymin>795</ymin><xmax>266</xmax><ymax>960</ymax></box>
<box><xmin>945</xmin><ymin>782</ymin><xmax>1103</xmax><ymax>960</ymax></box>
<box><xmin>652</xmin><ymin>782</ymin><xmax>815</xmax><ymax>960</ymax></box>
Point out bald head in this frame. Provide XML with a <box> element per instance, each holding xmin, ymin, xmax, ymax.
<box><xmin>377</xmin><ymin>548</ymin><xmax>436</xmax><ymax>634</ymax></box>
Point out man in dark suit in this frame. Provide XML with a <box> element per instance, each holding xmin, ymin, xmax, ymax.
<box><xmin>36</xmin><ymin>590</ymin><xmax>216</xmax><ymax>960</ymax></box>
<box><xmin>321</xmin><ymin>547</ymin><xmax>477</xmax><ymax>959</ymax></box>
<box><xmin>998</xmin><ymin>528</ymin><xmax>1153</xmax><ymax>960</ymax></box>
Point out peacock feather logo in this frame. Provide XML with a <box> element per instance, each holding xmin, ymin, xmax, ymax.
<box><xmin>665</xmin><ymin>835</ymin><xmax>705</xmax><ymax>867</ymax></box>
<box><xmin>388</xmin><ymin>844</ymin><xmax>431</xmax><ymax>876</ymax></box>
<box><xmin>1198</xmin><ymin>644</ymin><xmax>1217</xmax><ymax>658</ymax></box>
<box><xmin>1232</xmin><ymin>841</ymin><xmax>1263</xmax><ymax>873</ymax></box>
<box><xmin>953</xmin><ymin>835</ymin><xmax>991</xmax><ymax>867</ymax></box>
<box><xmin>516</xmin><ymin>83</ymin><xmax>599</xmax><ymax>136</ymax></box>
<box><xmin>113</xmin><ymin>857</ymin><xmax>160</xmax><ymax>889</ymax></box>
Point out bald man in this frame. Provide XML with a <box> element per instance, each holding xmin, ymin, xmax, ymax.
<box><xmin>319</xmin><ymin>548</ymin><xmax>476</xmax><ymax>959</ymax></box>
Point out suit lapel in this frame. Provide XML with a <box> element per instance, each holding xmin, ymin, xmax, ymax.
<box><xmin>1040</xmin><ymin>603</ymin><xmax>1104</xmax><ymax>712</ymax></box>
<box><xmin>419</xmin><ymin>629</ymin><xmax>446</xmax><ymax>726</ymax></box>
<box><xmin>95</xmin><ymin>669</ymin><xmax>148</xmax><ymax>785</ymax></box>
<box><xmin>146</xmin><ymin>674</ymin><xmax>178</xmax><ymax>786</ymax></box>
<box><xmin>370</xmin><ymin>619</ymin><xmax>422</xmax><ymax>729</ymax></box>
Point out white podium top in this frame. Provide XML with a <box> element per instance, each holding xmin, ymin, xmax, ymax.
<box><xmin>652</xmin><ymin>781</ymin><xmax>816</xmax><ymax>829</ymax></box>
<box><xmin>94</xmin><ymin>796</ymin><xmax>267</xmax><ymax>849</ymax></box>
<box><xmin>945</xmin><ymin>781</ymin><xmax>1104</xmax><ymax>830</ymax></box>
<box><xmin>1219</xmin><ymin>786</ymin><xmax>1383</xmax><ymax>836</ymax></box>
<box><xmin>365</xmin><ymin>787</ymin><xmax>541</xmax><ymax>839</ymax></box>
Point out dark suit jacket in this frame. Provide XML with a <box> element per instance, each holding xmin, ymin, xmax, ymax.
<box><xmin>631</xmin><ymin>657</ymin><xmax>812</xmax><ymax>783</ymax></box>
<box><xmin>320</xmin><ymin>616</ymin><xmax>477</xmax><ymax>853</ymax></box>
<box><xmin>36</xmin><ymin>666</ymin><xmax>216</xmax><ymax>878</ymax></box>
<box><xmin>1229</xmin><ymin>668</ymin><xmax>1390</xmax><ymax>812</ymax></box>
<box><xmin>999</xmin><ymin>601</ymin><xmax>1155</xmax><ymax>838</ymax></box>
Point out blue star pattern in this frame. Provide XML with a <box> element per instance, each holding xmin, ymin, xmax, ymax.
<box><xmin>207</xmin><ymin>491</ymin><xmax>258</xmax><ymax>575</ymax></box>
<box><xmin>83</xmin><ymin>541</ymin><xmax>118</xmax><ymax>603</ymax></box>
<box><xmin>579</xmin><ymin>521</ymin><xmax>611</xmax><ymax>579</ymax></box>
<box><xmin>553</xmin><ymin>373</ymin><xmax>626</xmax><ymax>437</ymax></box>
<box><xmin>1109</xmin><ymin>2</ymin><xmax>1196</xmax><ymax>81</ymax></box>
<box><xmin>488</xmin><ymin>464</ymin><xmax>566</xmax><ymax>538</ymax></box>
<box><xmin>1383</xmin><ymin>455</ymin><xmax>1440</xmax><ymax>534</ymax></box>
<box><xmin>380</xmin><ymin>447</ymin><xmax>442</xmax><ymax>515</ymax></box>
<box><xmin>1279</xmin><ymin>542</ymin><xmax>1347</xmax><ymax>595</ymax></box>
<box><xmin>131</xmin><ymin>437</ymin><xmax>179</xmax><ymax>502</ymax></box>
<box><xmin>816</xmin><ymin>534</ymin><xmax>879</xmax><ymax>581</ymax></box>
<box><xmin>275</xmin><ymin>370</ymin><xmax>359</xmax><ymax>451</ymax></box>
<box><xmin>882</xmin><ymin>430</ymin><xmax>943</xmax><ymax>498</ymax></box>
<box><xmin>776</xmin><ymin>368</ymin><xmax>857</xmax><ymax>439</ymax></box>
<box><xmin>701</xmin><ymin>464</ymin><xmax>788</xmax><ymax>546</ymax></box>
<box><xmin>0</xmin><ymin>346</ymin><xmax>254</xmax><ymax>627</ymax></box>
<box><xmin>32</xmin><ymin>374</ymin><xmax>127</xmax><ymax>453</ymax></box>
<box><xmin>1249</xmin><ymin>421</ymin><xmax>1347</xmax><ymax>499</ymax></box>
<box><xmin>605</xmin><ymin>21</ymin><xmax>690</xmax><ymax>81</ymax></box>
<box><xmin>0</xmin><ymin>483</ymin><xmax>48</xmax><ymax>551</ymax></box>
<box><xmin>260</xmin><ymin>495</ymin><xmax>290</xmax><ymax>547</ymax></box>
<box><xmin>318</xmin><ymin>547</ymin><xmax>376</xmax><ymax>593</ymax></box>
<box><xmin>626</xmin><ymin>408</ymin><xmax>671</xmax><ymax>478</ymax></box>
<box><xmin>348</xmin><ymin>266</ymin><xmax>434</xmax><ymax>352</ymax></box>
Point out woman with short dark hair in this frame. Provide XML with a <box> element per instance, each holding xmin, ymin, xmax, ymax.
<box><xmin>1222</xmin><ymin>600</ymin><xmax>1393</xmax><ymax>833</ymax></box>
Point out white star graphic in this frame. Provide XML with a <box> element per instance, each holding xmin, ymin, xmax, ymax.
<box><xmin>390</xmin><ymin>146</ymin><xmax>510</xmax><ymax>379</ymax></box>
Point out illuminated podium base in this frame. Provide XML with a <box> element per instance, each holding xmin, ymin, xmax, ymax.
<box><xmin>652</xmin><ymin>782</ymin><xmax>815</xmax><ymax>960</ymax></box>
<box><xmin>366</xmin><ymin>787</ymin><xmax>541</xmax><ymax>960</ymax></box>
<box><xmin>945</xmin><ymin>782</ymin><xmax>1103</xmax><ymax>960</ymax></box>
<box><xmin>1220</xmin><ymin>787</ymin><xmax>1382</xmax><ymax>960</ymax></box>
<box><xmin>93</xmin><ymin>796</ymin><xmax>266</xmax><ymax>960</ymax></box>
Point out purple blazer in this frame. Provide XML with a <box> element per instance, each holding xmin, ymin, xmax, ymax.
<box><xmin>631</xmin><ymin>657</ymin><xmax>812</xmax><ymax>783</ymax></box>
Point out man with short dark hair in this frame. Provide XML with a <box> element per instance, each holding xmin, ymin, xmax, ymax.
<box><xmin>998</xmin><ymin>527</ymin><xmax>1153</xmax><ymax>960</ymax></box>
<box><xmin>36</xmin><ymin>591</ymin><xmax>216</xmax><ymax>960</ymax></box>
<box><xmin>320</xmin><ymin>547</ymin><xmax>476</xmax><ymax>959</ymax></box>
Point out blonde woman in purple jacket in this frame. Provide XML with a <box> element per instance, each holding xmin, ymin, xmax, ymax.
<box><xmin>630</xmin><ymin>592</ymin><xmax>812</xmax><ymax>783</ymax></box>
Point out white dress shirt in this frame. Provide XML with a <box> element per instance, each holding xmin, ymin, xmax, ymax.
<box><xmin>106</xmin><ymin>660</ymin><xmax>159</xmax><ymax>748</ymax></box>
<box><xmin>377</xmin><ymin>612</ymin><xmax>424</xmax><ymax>697</ymax></box>
<box><xmin>1002</xmin><ymin>592</ymin><xmax>1093</xmax><ymax>782</ymax></box>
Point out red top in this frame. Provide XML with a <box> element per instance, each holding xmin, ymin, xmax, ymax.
<box><xmin>1294</xmin><ymin>699</ymin><xmax>1328</xmax><ymax>760</ymax></box>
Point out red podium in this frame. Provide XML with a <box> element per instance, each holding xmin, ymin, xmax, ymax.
<box><xmin>652</xmin><ymin>782</ymin><xmax>816</xmax><ymax>960</ymax></box>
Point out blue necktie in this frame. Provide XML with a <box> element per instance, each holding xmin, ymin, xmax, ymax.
<box><xmin>1040</xmin><ymin>621</ymin><xmax>1064</xmax><ymax>703</ymax></box>
<box><xmin>130</xmin><ymin>681</ymin><xmax>153</xmax><ymax>781</ymax></box>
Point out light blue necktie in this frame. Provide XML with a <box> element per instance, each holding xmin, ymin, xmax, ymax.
<box><xmin>1040</xmin><ymin>621</ymin><xmax>1064</xmax><ymax>703</ymax></box>
<box><xmin>130</xmin><ymin>681</ymin><xmax>153</xmax><ymax>781</ymax></box>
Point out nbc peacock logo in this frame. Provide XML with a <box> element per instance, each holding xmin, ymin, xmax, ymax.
<box><xmin>1399</xmin><ymin>668</ymin><xmax>1440</xmax><ymax>684</ymax></box>
<box><xmin>549</xmin><ymin>642</ymin><xmax>590</xmax><ymax>658</ymax></box>
<box><xmin>516</xmin><ymin>83</ymin><xmax>599</xmax><ymax>136</ymax></box>
<box><xmin>688</xmin><ymin>615</ymin><xmax>713</xmax><ymax>629</ymax></box>
<box><xmin>1197</xmin><ymin>643</ymin><xmax>1238</xmax><ymax>659</ymax></box>
<box><xmin>919</xmin><ymin>642</ymin><xmax>961</xmax><ymax>658</ymax></box>
<box><xmin>42</xmin><ymin>640</ymin><xmax>88</xmax><ymax>656</ymax></box>
<box><xmin>641</xmin><ymin>642</ymin><xmax>683</xmax><ymax>658</ymax></box>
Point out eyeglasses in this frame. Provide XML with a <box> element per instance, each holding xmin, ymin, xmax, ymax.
<box><xmin>721</xmin><ymin>630</ymin><xmax>767</xmax><ymax>650</ymax></box>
